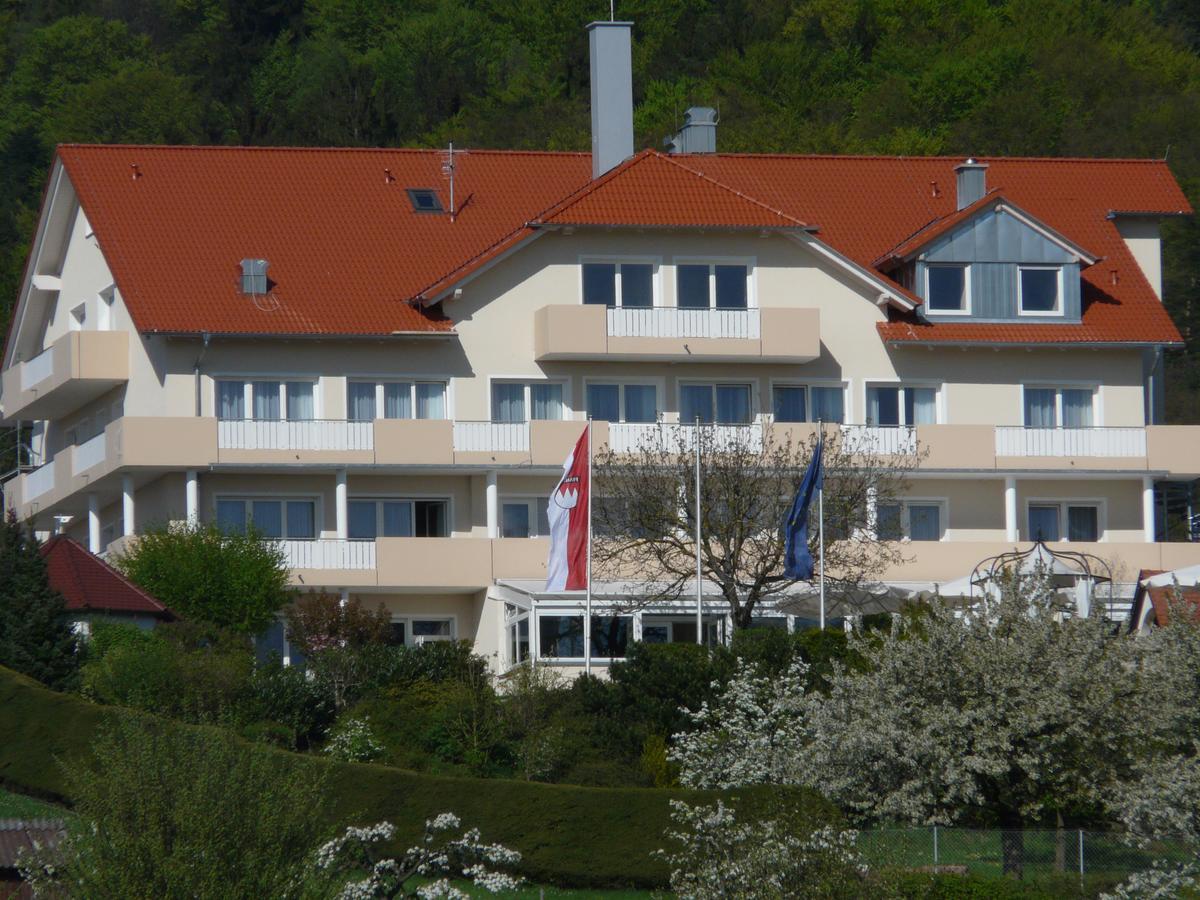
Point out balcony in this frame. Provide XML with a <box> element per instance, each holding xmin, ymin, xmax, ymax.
<box><xmin>280</xmin><ymin>539</ymin><xmax>377</xmax><ymax>572</ymax></box>
<box><xmin>216</xmin><ymin>419</ymin><xmax>375</xmax><ymax>464</ymax></box>
<box><xmin>533</xmin><ymin>304</ymin><xmax>820</xmax><ymax>363</ymax></box>
<box><xmin>995</xmin><ymin>427</ymin><xmax>1147</xmax><ymax>460</ymax></box>
<box><xmin>1</xmin><ymin>331</ymin><xmax>128</xmax><ymax>421</ymax></box>
<box><xmin>71</xmin><ymin>432</ymin><xmax>107</xmax><ymax>476</ymax></box>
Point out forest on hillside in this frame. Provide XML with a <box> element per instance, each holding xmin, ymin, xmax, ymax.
<box><xmin>2</xmin><ymin>0</ymin><xmax>1200</xmax><ymax>418</ymax></box>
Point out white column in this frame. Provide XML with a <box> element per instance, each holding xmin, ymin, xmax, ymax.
<box><xmin>1143</xmin><ymin>476</ymin><xmax>1156</xmax><ymax>543</ymax></box>
<box><xmin>1004</xmin><ymin>476</ymin><xmax>1018</xmax><ymax>543</ymax></box>
<box><xmin>335</xmin><ymin>469</ymin><xmax>348</xmax><ymax>540</ymax></box>
<box><xmin>185</xmin><ymin>470</ymin><xmax>199</xmax><ymax>524</ymax></box>
<box><xmin>121</xmin><ymin>476</ymin><xmax>135</xmax><ymax>537</ymax></box>
<box><xmin>486</xmin><ymin>470</ymin><xmax>499</xmax><ymax>538</ymax></box>
<box><xmin>87</xmin><ymin>494</ymin><xmax>101</xmax><ymax>553</ymax></box>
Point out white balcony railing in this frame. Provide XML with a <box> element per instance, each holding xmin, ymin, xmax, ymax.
<box><xmin>217</xmin><ymin>420</ymin><xmax>374</xmax><ymax>451</ymax></box>
<box><xmin>608</xmin><ymin>422</ymin><xmax>764</xmax><ymax>454</ymax></box>
<box><xmin>840</xmin><ymin>425</ymin><xmax>918</xmax><ymax>455</ymax></box>
<box><xmin>72</xmin><ymin>433</ymin><xmax>107</xmax><ymax>474</ymax></box>
<box><xmin>23</xmin><ymin>461</ymin><xmax>55</xmax><ymax>501</ymax></box>
<box><xmin>279</xmin><ymin>539</ymin><xmax>376</xmax><ymax>570</ymax></box>
<box><xmin>453</xmin><ymin>421</ymin><xmax>530</xmax><ymax>452</ymax></box>
<box><xmin>606</xmin><ymin>307</ymin><xmax>761</xmax><ymax>339</ymax></box>
<box><xmin>995</xmin><ymin>426</ymin><xmax>1147</xmax><ymax>458</ymax></box>
<box><xmin>20</xmin><ymin>346</ymin><xmax>54</xmax><ymax>390</ymax></box>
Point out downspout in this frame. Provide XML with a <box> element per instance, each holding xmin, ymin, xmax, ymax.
<box><xmin>193</xmin><ymin>333</ymin><xmax>211</xmax><ymax>417</ymax></box>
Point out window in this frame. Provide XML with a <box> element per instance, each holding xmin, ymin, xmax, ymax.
<box><xmin>773</xmin><ymin>386</ymin><xmax>807</xmax><ymax>423</ymax></box>
<box><xmin>926</xmin><ymin>264</ymin><xmax>969</xmax><ymax>313</ymax></box>
<box><xmin>509</xmin><ymin>617</ymin><xmax>531</xmax><ymax>665</ymax></box>
<box><xmin>641</xmin><ymin>618</ymin><xmax>721</xmax><ymax>646</ymax></box>
<box><xmin>216</xmin><ymin>380</ymin><xmax>316</xmax><ymax>421</ymax></box>
<box><xmin>216</xmin><ymin>498</ymin><xmax>316</xmax><ymax>539</ymax></box>
<box><xmin>346</xmin><ymin>381</ymin><xmax>447</xmax><ymax>421</ymax></box>
<box><xmin>412</xmin><ymin>619</ymin><xmax>453</xmax><ymax>640</ymax></box>
<box><xmin>771</xmin><ymin>385</ymin><xmax>846</xmax><ymax>424</ymax></box>
<box><xmin>586</xmin><ymin>383</ymin><xmax>657</xmax><ymax>423</ymax></box>
<box><xmin>1028</xmin><ymin>502</ymin><xmax>1100</xmax><ymax>542</ymax></box>
<box><xmin>1023</xmin><ymin>387</ymin><xmax>1094</xmax><ymax>428</ymax></box>
<box><xmin>347</xmin><ymin>499</ymin><xmax>448</xmax><ymax>539</ymax></box>
<box><xmin>539</xmin><ymin>615</ymin><xmax>584</xmax><ymax>658</ymax></box>
<box><xmin>491</xmin><ymin>381</ymin><xmax>563</xmax><ymax>423</ymax></box>
<box><xmin>811</xmin><ymin>386</ymin><xmax>845</xmax><ymax>424</ymax></box>
<box><xmin>406</xmin><ymin>189</ymin><xmax>443</xmax><ymax>213</ymax></box>
<box><xmin>501</xmin><ymin>498</ymin><xmax>550</xmax><ymax>538</ymax></box>
<box><xmin>240</xmin><ymin>259</ymin><xmax>269</xmax><ymax>294</ymax></box>
<box><xmin>1019</xmin><ymin>266</ymin><xmax>1062</xmax><ymax>315</ymax></box>
<box><xmin>590</xmin><ymin>615</ymin><xmax>632</xmax><ymax>657</ymax></box>
<box><xmin>676</xmin><ymin>263</ymin><xmax>749</xmax><ymax>309</ymax></box>
<box><xmin>680</xmin><ymin>383</ymin><xmax>752</xmax><ymax>424</ymax></box>
<box><xmin>582</xmin><ymin>261</ymin><xmax>655</xmax><ymax>307</ymax></box>
<box><xmin>876</xmin><ymin>501</ymin><xmax>944</xmax><ymax>541</ymax></box>
<box><xmin>866</xmin><ymin>385</ymin><xmax>937</xmax><ymax>425</ymax></box>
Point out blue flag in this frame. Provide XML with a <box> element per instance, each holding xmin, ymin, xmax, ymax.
<box><xmin>783</xmin><ymin>436</ymin><xmax>824</xmax><ymax>580</ymax></box>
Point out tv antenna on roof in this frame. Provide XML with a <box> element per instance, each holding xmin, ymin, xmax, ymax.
<box><xmin>441</xmin><ymin>142</ymin><xmax>469</xmax><ymax>222</ymax></box>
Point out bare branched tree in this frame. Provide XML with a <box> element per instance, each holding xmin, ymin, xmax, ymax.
<box><xmin>592</xmin><ymin>424</ymin><xmax>924</xmax><ymax>628</ymax></box>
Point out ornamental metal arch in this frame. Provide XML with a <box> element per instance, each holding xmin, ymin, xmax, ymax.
<box><xmin>969</xmin><ymin>540</ymin><xmax>1114</xmax><ymax>617</ymax></box>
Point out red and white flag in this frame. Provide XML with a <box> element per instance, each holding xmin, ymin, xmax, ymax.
<box><xmin>545</xmin><ymin>426</ymin><xmax>589</xmax><ymax>591</ymax></box>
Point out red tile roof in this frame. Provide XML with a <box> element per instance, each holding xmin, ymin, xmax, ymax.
<box><xmin>40</xmin><ymin>536</ymin><xmax>173</xmax><ymax>618</ymax></box>
<box><xmin>53</xmin><ymin>146</ymin><xmax>1191</xmax><ymax>345</ymax></box>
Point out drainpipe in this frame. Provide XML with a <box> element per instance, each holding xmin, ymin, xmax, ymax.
<box><xmin>193</xmin><ymin>333</ymin><xmax>212</xmax><ymax>417</ymax></box>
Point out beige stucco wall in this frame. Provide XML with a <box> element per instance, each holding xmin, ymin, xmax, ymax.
<box><xmin>1115</xmin><ymin>218</ymin><xmax>1163</xmax><ymax>299</ymax></box>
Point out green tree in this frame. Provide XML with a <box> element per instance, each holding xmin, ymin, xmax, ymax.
<box><xmin>116</xmin><ymin>522</ymin><xmax>290</xmax><ymax>635</ymax></box>
<box><xmin>0</xmin><ymin>510</ymin><xmax>79</xmax><ymax>690</ymax></box>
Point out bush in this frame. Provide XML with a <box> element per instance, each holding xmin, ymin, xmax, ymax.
<box><xmin>238</xmin><ymin>659</ymin><xmax>336</xmax><ymax>750</ymax></box>
<box><xmin>116</xmin><ymin>522</ymin><xmax>289</xmax><ymax>634</ymax></box>
<box><xmin>323</xmin><ymin>716</ymin><xmax>384</xmax><ymax>762</ymax></box>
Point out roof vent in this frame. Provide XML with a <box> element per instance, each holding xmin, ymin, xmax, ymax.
<box><xmin>407</xmin><ymin>188</ymin><xmax>443</xmax><ymax>213</ymax></box>
<box><xmin>240</xmin><ymin>258</ymin><xmax>269</xmax><ymax>295</ymax></box>
<box><xmin>665</xmin><ymin>107</ymin><xmax>718</xmax><ymax>154</ymax></box>
<box><xmin>953</xmin><ymin>158</ymin><xmax>988</xmax><ymax>210</ymax></box>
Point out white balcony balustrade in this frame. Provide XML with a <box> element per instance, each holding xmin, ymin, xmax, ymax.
<box><xmin>279</xmin><ymin>539</ymin><xmax>376</xmax><ymax>570</ymax></box>
<box><xmin>23</xmin><ymin>461</ymin><xmax>55</xmax><ymax>501</ymax></box>
<box><xmin>840</xmin><ymin>425</ymin><xmax>918</xmax><ymax>455</ymax></box>
<box><xmin>607</xmin><ymin>422</ymin><xmax>764</xmax><ymax>454</ymax></box>
<box><xmin>217</xmin><ymin>420</ymin><xmax>374</xmax><ymax>451</ymax></box>
<box><xmin>20</xmin><ymin>347</ymin><xmax>54</xmax><ymax>391</ymax></box>
<box><xmin>995</xmin><ymin>427</ymin><xmax>1147</xmax><ymax>458</ymax></box>
<box><xmin>453</xmin><ymin>421</ymin><xmax>531</xmax><ymax>452</ymax></box>
<box><xmin>606</xmin><ymin>307</ymin><xmax>761</xmax><ymax>339</ymax></box>
<box><xmin>71</xmin><ymin>432</ymin><xmax>107</xmax><ymax>475</ymax></box>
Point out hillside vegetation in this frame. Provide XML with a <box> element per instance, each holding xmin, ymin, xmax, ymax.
<box><xmin>1</xmin><ymin>0</ymin><xmax>1198</xmax><ymax>419</ymax></box>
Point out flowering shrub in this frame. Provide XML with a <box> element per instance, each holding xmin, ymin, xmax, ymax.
<box><xmin>1100</xmin><ymin>860</ymin><xmax>1199</xmax><ymax>899</ymax></box>
<box><xmin>324</xmin><ymin>716</ymin><xmax>384</xmax><ymax>762</ymax></box>
<box><xmin>311</xmin><ymin>812</ymin><xmax>522</xmax><ymax>899</ymax></box>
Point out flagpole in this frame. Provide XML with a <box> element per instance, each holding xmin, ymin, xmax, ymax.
<box><xmin>818</xmin><ymin>428</ymin><xmax>826</xmax><ymax>631</ymax></box>
<box><xmin>695</xmin><ymin>417</ymin><xmax>702</xmax><ymax>646</ymax></box>
<box><xmin>585</xmin><ymin>417</ymin><xmax>593</xmax><ymax>676</ymax></box>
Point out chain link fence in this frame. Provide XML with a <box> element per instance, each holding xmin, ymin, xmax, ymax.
<box><xmin>858</xmin><ymin>827</ymin><xmax>1194</xmax><ymax>881</ymax></box>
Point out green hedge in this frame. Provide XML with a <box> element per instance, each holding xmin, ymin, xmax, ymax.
<box><xmin>0</xmin><ymin>666</ymin><xmax>835</xmax><ymax>888</ymax></box>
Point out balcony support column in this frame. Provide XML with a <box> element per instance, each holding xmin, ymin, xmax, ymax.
<box><xmin>1143</xmin><ymin>476</ymin><xmax>1156</xmax><ymax>543</ymax></box>
<box><xmin>335</xmin><ymin>469</ymin><xmax>348</xmax><ymax>540</ymax></box>
<box><xmin>122</xmin><ymin>475</ymin><xmax>135</xmax><ymax>537</ymax></box>
<box><xmin>185</xmin><ymin>470</ymin><xmax>199</xmax><ymax>524</ymax></box>
<box><xmin>88</xmin><ymin>494</ymin><xmax>101</xmax><ymax>554</ymax></box>
<box><xmin>486</xmin><ymin>470</ymin><xmax>499</xmax><ymax>539</ymax></box>
<box><xmin>1004</xmin><ymin>476</ymin><xmax>1018</xmax><ymax>543</ymax></box>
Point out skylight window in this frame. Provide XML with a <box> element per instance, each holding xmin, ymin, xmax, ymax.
<box><xmin>240</xmin><ymin>259</ymin><xmax>269</xmax><ymax>295</ymax></box>
<box><xmin>406</xmin><ymin>189</ymin><xmax>443</xmax><ymax>213</ymax></box>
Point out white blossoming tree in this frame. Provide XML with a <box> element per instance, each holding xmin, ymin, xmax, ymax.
<box><xmin>309</xmin><ymin>813</ymin><xmax>522</xmax><ymax>899</ymax></box>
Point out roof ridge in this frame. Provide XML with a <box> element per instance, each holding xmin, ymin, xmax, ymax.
<box><xmin>653</xmin><ymin>152</ymin><xmax>809</xmax><ymax>226</ymax></box>
<box><xmin>58</xmin><ymin>143</ymin><xmax>591</xmax><ymax>157</ymax></box>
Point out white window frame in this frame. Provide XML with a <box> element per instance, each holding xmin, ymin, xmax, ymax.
<box><xmin>924</xmin><ymin>263</ymin><xmax>972</xmax><ymax>315</ymax></box>
<box><xmin>875</xmin><ymin>498</ymin><xmax>948</xmax><ymax>542</ymax></box>
<box><xmin>578</xmin><ymin>256</ymin><xmax>662</xmax><ymax>307</ymax></box>
<box><xmin>1023</xmin><ymin>498</ymin><xmax>1107</xmax><ymax>543</ymax></box>
<box><xmin>214</xmin><ymin>377</ymin><xmax>323</xmax><ymax>421</ymax></box>
<box><xmin>1017</xmin><ymin>265</ymin><xmax>1064</xmax><ymax>317</ymax></box>
<box><xmin>640</xmin><ymin>616</ymin><xmax>723</xmax><ymax>646</ymax></box>
<box><xmin>768</xmin><ymin>380</ymin><xmax>849</xmax><ymax>424</ymax></box>
<box><xmin>863</xmin><ymin>380</ymin><xmax>942</xmax><ymax>426</ymax></box>
<box><xmin>389</xmin><ymin>614</ymin><xmax>458</xmax><ymax>647</ymax></box>
<box><xmin>487</xmin><ymin>377</ymin><xmax>569</xmax><ymax>423</ymax></box>
<box><xmin>676</xmin><ymin>380</ymin><xmax>758</xmax><ymax>425</ymax></box>
<box><xmin>213</xmin><ymin>494</ymin><xmax>322</xmax><ymax>539</ymax></box>
<box><xmin>671</xmin><ymin>256</ymin><xmax>757</xmax><ymax>310</ymax></box>
<box><xmin>582</xmin><ymin>377</ymin><xmax>663</xmax><ymax>423</ymax></box>
<box><xmin>1020</xmin><ymin>384</ymin><xmax>1100</xmax><ymax>428</ymax></box>
<box><xmin>345</xmin><ymin>378</ymin><xmax>449</xmax><ymax>421</ymax></box>
<box><xmin>347</xmin><ymin>495</ymin><xmax>453</xmax><ymax>539</ymax></box>
<box><xmin>533</xmin><ymin>609</ymin><xmax>638</xmax><ymax>662</ymax></box>
<box><xmin>499</xmin><ymin>495</ymin><xmax>551</xmax><ymax>538</ymax></box>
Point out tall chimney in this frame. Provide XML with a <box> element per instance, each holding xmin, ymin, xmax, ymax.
<box><xmin>954</xmin><ymin>158</ymin><xmax>988</xmax><ymax>210</ymax></box>
<box><xmin>588</xmin><ymin>21</ymin><xmax>634</xmax><ymax>179</ymax></box>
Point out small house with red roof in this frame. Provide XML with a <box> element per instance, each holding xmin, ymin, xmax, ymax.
<box><xmin>40</xmin><ymin>536</ymin><xmax>172</xmax><ymax>634</ymax></box>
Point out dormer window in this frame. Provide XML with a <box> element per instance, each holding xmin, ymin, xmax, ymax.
<box><xmin>926</xmin><ymin>264</ymin><xmax>969</xmax><ymax>314</ymax></box>
<box><xmin>1019</xmin><ymin>266</ymin><xmax>1062</xmax><ymax>315</ymax></box>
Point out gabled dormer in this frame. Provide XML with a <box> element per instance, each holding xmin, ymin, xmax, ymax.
<box><xmin>876</xmin><ymin>160</ymin><xmax>1098</xmax><ymax>324</ymax></box>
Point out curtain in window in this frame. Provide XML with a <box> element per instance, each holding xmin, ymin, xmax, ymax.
<box><xmin>491</xmin><ymin>383</ymin><xmax>525</xmax><ymax>423</ymax></box>
<box><xmin>587</xmin><ymin>384</ymin><xmax>620</xmax><ymax>422</ymax></box>
<box><xmin>677</xmin><ymin>265</ymin><xmax>710</xmax><ymax>308</ymax></box>
<box><xmin>621</xmin><ymin>264</ymin><xmax>653</xmax><ymax>307</ymax></box>
<box><xmin>810</xmin><ymin>387</ymin><xmax>844</xmax><ymax>424</ymax></box>
<box><xmin>714</xmin><ymin>265</ymin><xmax>748</xmax><ymax>309</ymax></box>
<box><xmin>530</xmin><ymin>383</ymin><xmax>562</xmax><ymax>420</ymax></box>
<box><xmin>382</xmin><ymin>501</ymin><xmax>413</xmax><ymax>537</ymax></box>
<box><xmin>773</xmin><ymin>386</ymin><xmax>807</xmax><ymax>423</ymax></box>
<box><xmin>868</xmin><ymin>387</ymin><xmax>900</xmax><ymax>425</ymax></box>
<box><xmin>715</xmin><ymin>385</ymin><xmax>751</xmax><ymax>424</ymax></box>
<box><xmin>348</xmin><ymin>382</ymin><xmax>377</xmax><ymax>421</ymax></box>
<box><xmin>286</xmin><ymin>382</ymin><xmax>314</xmax><ymax>421</ymax></box>
<box><xmin>905</xmin><ymin>388</ymin><xmax>937</xmax><ymax>425</ymax></box>
<box><xmin>1028</xmin><ymin>506</ymin><xmax>1060</xmax><ymax>541</ymax></box>
<box><xmin>908</xmin><ymin>505</ymin><xmax>941</xmax><ymax>541</ymax></box>
<box><xmin>1024</xmin><ymin>389</ymin><xmax>1057</xmax><ymax>428</ymax></box>
<box><xmin>624</xmin><ymin>385</ymin><xmax>657</xmax><ymax>423</ymax></box>
<box><xmin>348</xmin><ymin>501</ymin><xmax>377</xmax><ymax>539</ymax></box>
<box><xmin>216</xmin><ymin>499</ymin><xmax>246</xmax><ymax>534</ymax></box>
<box><xmin>286</xmin><ymin>501</ymin><xmax>315</xmax><ymax>539</ymax></box>
<box><xmin>1062</xmin><ymin>390</ymin><xmax>1093</xmax><ymax>428</ymax></box>
<box><xmin>252</xmin><ymin>382</ymin><xmax>281</xmax><ymax>421</ymax></box>
<box><xmin>416</xmin><ymin>383</ymin><xmax>444</xmax><ymax>419</ymax></box>
<box><xmin>250</xmin><ymin>500</ymin><xmax>283</xmax><ymax>537</ymax></box>
<box><xmin>680</xmin><ymin>385</ymin><xmax>714</xmax><ymax>424</ymax></box>
<box><xmin>217</xmin><ymin>382</ymin><xmax>244</xmax><ymax>420</ymax></box>
<box><xmin>1067</xmin><ymin>506</ymin><xmax>1098</xmax><ymax>541</ymax></box>
<box><xmin>384</xmin><ymin>383</ymin><xmax>411</xmax><ymax>419</ymax></box>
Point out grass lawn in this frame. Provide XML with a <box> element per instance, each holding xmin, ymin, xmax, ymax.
<box><xmin>0</xmin><ymin>786</ymin><xmax>70</xmax><ymax>820</ymax></box>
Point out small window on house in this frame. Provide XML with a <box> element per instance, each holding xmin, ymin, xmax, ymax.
<box><xmin>582</xmin><ymin>262</ymin><xmax>655</xmax><ymax>307</ymax></box>
<box><xmin>240</xmin><ymin>259</ymin><xmax>269</xmax><ymax>295</ymax></box>
<box><xmin>1028</xmin><ymin>503</ymin><xmax>1099</xmax><ymax>542</ymax></box>
<box><xmin>676</xmin><ymin>263</ymin><xmax>750</xmax><ymax>309</ymax></box>
<box><xmin>926</xmin><ymin>265</ymin><xmax>968</xmax><ymax>313</ymax></box>
<box><xmin>1019</xmin><ymin>267</ymin><xmax>1061</xmax><ymax>314</ymax></box>
<box><xmin>406</xmin><ymin>189</ymin><xmax>443</xmax><ymax>213</ymax></box>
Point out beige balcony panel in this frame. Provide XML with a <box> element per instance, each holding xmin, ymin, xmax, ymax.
<box><xmin>1147</xmin><ymin>425</ymin><xmax>1200</xmax><ymax>477</ymax></box>
<box><xmin>115</xmin><ymin>417</ymin><xmax>218</xmax><ymax>468</ymax></box>
<box><xmin>493</xmin><ymin>537</ymin><xmax>551</xmax><ymax>580</ymax></box>
<box><xmin>375</xmin><ymin>419</ymin><xmax>454</xmax><ymax>464</ymax></box>
<box><xmin>2</xmin><ymin>331</ymin><xmax>128</xmax><ymax>421</ymax></box>
<box><xmin>917</xmin><ymin>424</ymin><xmax>995</xmax><ymax>469</ymax></box>
<box><xmin>376</xmin><ymin>537</ymin><xmax>494</xmax><ymax>590</ymax></box>
<box><xmin>530</xmin><ymin>420</ymin><xmax>606</xmax><ymax>466</ymax></box>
